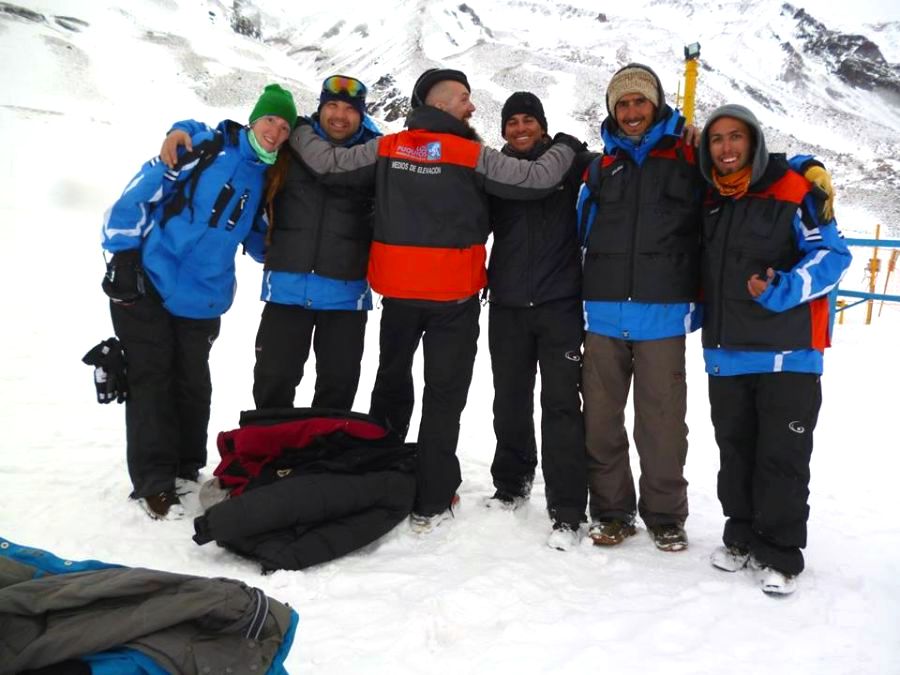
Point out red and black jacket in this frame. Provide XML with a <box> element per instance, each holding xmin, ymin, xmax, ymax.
<box><xmin>370</xmin><ymin>108</ymin><xmax>490</xmax><ymax>301</ymax></box>
<box><xmin>701</xmin><ymin>155</ymin><xmax>828</xmax><ymax>351</ymax></box>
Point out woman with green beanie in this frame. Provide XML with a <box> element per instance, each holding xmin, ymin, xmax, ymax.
<box><xmin>99</xmin><ymin>84</ymin><xmax>296</xmax><ymax>520</ymax></box>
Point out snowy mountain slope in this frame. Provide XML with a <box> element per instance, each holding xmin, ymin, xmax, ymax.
<box><xmin>243</xmin><ymin>0</ymin><xmax>900</xmax><ymax>223</ymax></box>
<box><xmin>2</xmin><ymin>2</ymin><xmax>900</xmax><ymax>673</ymax></box>
<box><xmin>4</xmin><ymin>0</ymin><xmax>898</xmax><ymax>227</ymax></box>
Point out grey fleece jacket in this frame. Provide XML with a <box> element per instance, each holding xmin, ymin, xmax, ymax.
<box><xmin>0</xmin><ymin>559</ymin><xmax>294</xmax><ymax>674</ymax></box>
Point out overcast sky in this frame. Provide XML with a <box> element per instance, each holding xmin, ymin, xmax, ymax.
<box><xmin>809</xmin><ymin>1</ymin><xmax>899</xmax><ymax>26</ymax></box>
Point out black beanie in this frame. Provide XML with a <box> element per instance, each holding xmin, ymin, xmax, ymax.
<box><xmin>501</xmin><ymin>92</ymin><xmax>548</xmax><ymax>137</ymax></box>
<box><xmin>318</xmin><ymin>75</ymin><xmax>367</xmax><ymax>118</ymax></box>
<box><xmin>410</xmin><ymin>68</ymin><xmax>471</xmax><ymax>108</ymax></box>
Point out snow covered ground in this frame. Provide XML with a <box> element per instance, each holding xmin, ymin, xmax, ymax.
<box><xmin>2</xmin><ymin>1</ymin><xmax>900</xmax><ymax>673</ymax></box>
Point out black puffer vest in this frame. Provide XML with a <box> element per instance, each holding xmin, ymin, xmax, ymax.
<box><xmin>581</xmin><ymin>138</ymin><xmax>703</xmax><ymax>302</ymax></box>
<box><xmin>701</xmin><ymin>155</ymin><xmax>816</xmax><ymax>351</ymax></box>
<box><xmin>265</xmin><ymin>151</ymin><xmax>375</xmax><ymax>281</ymax></box>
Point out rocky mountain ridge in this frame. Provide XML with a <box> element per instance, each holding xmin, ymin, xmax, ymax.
<box><xmin>2</xmin><ymin>0</ymin><xmax>898</xmax><ymax>225</ymax></box>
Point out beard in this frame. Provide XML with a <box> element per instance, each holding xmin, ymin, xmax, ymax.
<box><xmin>459</xmin><ymin>119</ymin><xmax>482</xmax><ymax>143</ymax></box>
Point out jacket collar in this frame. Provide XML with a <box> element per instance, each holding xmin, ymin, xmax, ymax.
<box><xmin>405</xmin><ymin>106</ymin><xmax>481</xmax><ymax>141</ymax></box>
<box><xmin>601</xmin><ymin>107</ymin><xmax>684</xmax><ymax>166</ymax></box>
<box><xmin>310</xmin><ymin>112</ymin><xmax>383</xmax><ymax>147</ymax></box>
<box><xmin>748</xmin><ymin>154</ymin><xmax>789</xmax><ymax>194</ymax></box>
<box><xmin>210</xmin><ymin>120</ymin><xmax>261</xmax><ymax>163</ymax></box>
<box><xmin>500</xmin><ymin>134</ymin><xmax>552</xmax><ymax>160</ymax></box>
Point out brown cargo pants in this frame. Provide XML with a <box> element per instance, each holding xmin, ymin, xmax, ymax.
<box><xmin>582</xmin><ymin>332</ymin><xmax>689</xmax><ymax>526</ymax></box>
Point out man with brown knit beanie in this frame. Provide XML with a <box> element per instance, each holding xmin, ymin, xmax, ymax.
<box><xmin>577</xmin><ymin>64</ymin><xmax>837</xmax><ymax>556</ymax></box>
<box><xmin>577</xmin><ymin>63</ymin><xmax>703</xmax><ymax>553</ymax></box>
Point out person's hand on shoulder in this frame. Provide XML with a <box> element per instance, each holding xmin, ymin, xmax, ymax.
<box><xmin>551</xmin><ymin>132</ymin><xmax>587</xmax><ymax>154</ymax></box>
<box><xmin>682</xmin><ymin>124</ymin><xmax>700</xmax><ymax>147</ymax></box>
<box><xmin>160</xmin><ymin>130</ymin><xmax>192</xmax><ymax>169</ymax></box>
<box><xmin>803</xmin><ymin>165</ymin><xmax>835</xmax><ymax>222</ymax></box>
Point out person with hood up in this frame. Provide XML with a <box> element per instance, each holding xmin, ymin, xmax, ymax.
<box><xmin>698</xmin><ymin>104</ymin><xmax>851</xmax><ymax>595</ymax></box>
<box><xmin>102</xmin><ymin>84</ymin><xmax>296</xmax><ymax>520</ymax></box>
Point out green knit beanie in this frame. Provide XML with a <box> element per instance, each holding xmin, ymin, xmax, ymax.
<box><xmin>249</xmin><ymin>84</ymin><xmax>297</xmax><ymax>126</ymax></box>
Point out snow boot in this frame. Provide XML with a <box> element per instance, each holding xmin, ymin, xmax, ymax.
<box><xmin>482</xmin><ymin>490</ymin><xmax>528</xmax><ymax>511</ymax></box>
<box><xmin>547</xmin><ymin>522</ymin><xmax>580</xmax><ymax>551</ymax></box>
<box><xmin>410</xmin><ymin>494</ymin><xmax>460</xmax><ymax>534</ymax></box>
<box><xmin>750</xmin><ymin>558</ymin><xmax>797</xmax><ymax>596</ymax></box>
<box><xmin>138</xmin><ymin>490</ymin><xmax>185</xmax><ymax>521</ymax></box>
<box><xmin>647</xmin><ymin>523</ymin><xmax>688</xmax><ymax>552</ymax></box>
<box><xmin>588</xmin><ymin>519</ymin><xmax>636</xmax><ymax>546</ymax></box>
<box><xmin>710</xmin><ymin>545</ymin><xmax>751</xmax><ymax>572</ymax></box>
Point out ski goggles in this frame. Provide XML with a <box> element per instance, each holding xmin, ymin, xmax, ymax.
<box><xmin>322</xmin><ymin>75</ymin><xmax>367</xmax><ymax>100</ymax></box>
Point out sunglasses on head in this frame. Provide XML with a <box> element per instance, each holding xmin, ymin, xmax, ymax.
<box><xmin>323</xmin><ymin>75</ymin><xmax>367</xmax><ymax>99</ymax></box>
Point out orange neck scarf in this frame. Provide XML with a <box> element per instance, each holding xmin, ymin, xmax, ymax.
<box><xmin>712</xmin><ymin>166</ymin><xmax>752</xmax><ymax>199</ymax></box>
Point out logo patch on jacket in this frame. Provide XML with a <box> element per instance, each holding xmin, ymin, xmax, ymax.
<box><xmin>426</xmin><ymin>142</ymin><xmax>442</xmax><ymax>160</ymax></box>
<box><xmin>395</xmin><ymin>142</ymin><xmax>442</xmax><ymax>161</ymax></box>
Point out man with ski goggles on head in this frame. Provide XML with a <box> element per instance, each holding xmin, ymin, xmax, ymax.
<box><xmin>162</xmin><ymin>75</ymin><xmax>381</xmax><ymax>414</ymax></box>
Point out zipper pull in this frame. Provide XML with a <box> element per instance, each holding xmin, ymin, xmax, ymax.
<box><xmin>226</xmin><ymin>190</ymin><xmax>250</xmax><ymax>230</ymax></box>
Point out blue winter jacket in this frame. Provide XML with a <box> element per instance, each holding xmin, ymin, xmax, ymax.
<box><xmin>173</xmin><ymin>116</ymin><xmax>382</xmax><ymax>311</ymax></box>
<box><xmin>576</xmin><ymin>110</ymin><xmax>703</xmax><ymax>341</ymax></box>
<box><xmin>102</xmin><ymin>121</ymin><xmax>268</xmax><ymax>319</ymax></box>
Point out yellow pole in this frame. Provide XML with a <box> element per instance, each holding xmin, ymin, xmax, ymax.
<box><xmin>865</xmin><ymin>224</ymin><xmax>881</xmax><ymax>325</ymax></box>
<box><xmin>683</xmin><ymin>59</ymin><xmax>699</xmax><ymax>126</ymax></box>
<box><xmin>879</xmin><ymin>249</ymin><xmax>898</xmax><ymax>317</ymax></box>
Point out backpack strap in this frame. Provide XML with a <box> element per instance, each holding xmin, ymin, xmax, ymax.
<box><xmin>576</xmin><ymin>158</ymin><xmax>606</xmax><ymax>248</ymax></box>
<box><xmin>158</xmin><ymin>131</ymin><xmax>227</xmax><ymax>228</ymax></box>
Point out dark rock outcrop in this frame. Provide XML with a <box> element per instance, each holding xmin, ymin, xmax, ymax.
<box><xmin>367</xmin><ymin>74</ymin><xmax>410</xmax><ymax>123</ymax></box>
<box><xmin>785</xmin><ymin>4</ymin><xmax>900</xmax><ymax>94</ymax></box>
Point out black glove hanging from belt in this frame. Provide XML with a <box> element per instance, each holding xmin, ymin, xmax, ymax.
<box><xmin>102</xmin><ymin>249</ymin><xmax>145</xmax><ymax>304</ymax></box>
<box><xmin>82</xmin><ymin>337</ymin><xmax>128</xmax><ymax>404</ymax></box>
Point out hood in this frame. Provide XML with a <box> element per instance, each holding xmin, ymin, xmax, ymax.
<box><xmin>698</xmin><ymin>103</ymin><xmax>769</xmax><ymax>187</ymax></box>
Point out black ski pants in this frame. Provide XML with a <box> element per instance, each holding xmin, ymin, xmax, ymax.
<box><xmin>369</xmin><ymin>296</ymin><xmax>480</xmax><ymax>516</ymax></box>
<box><xmin>709</xmin><ymin>372</ymin><xmax>822</xmax><ymax>576</ymax></box>
<box><xmin>488</xmin><ymin>298</ymin><xmax>587</xmax><ymax>527</ymax></box>
<box><xmin>253</xmin><ymin>302</ymin><xmax>367</xmax><ymax>411</ymax></box>
<box><xmin>110</xmin><ymin>293</ymin><xmax>220</xmax><ymax>498</ymax></box>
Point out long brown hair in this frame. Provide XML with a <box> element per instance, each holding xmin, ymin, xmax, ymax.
<box><xmin>263</xmin><ymin>149</ymin><xmax>291</xmax><ymax>247</ymax></box>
